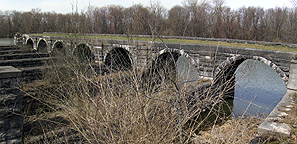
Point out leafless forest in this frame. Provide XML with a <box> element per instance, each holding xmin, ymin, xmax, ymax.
<box><xmin>1</xmin><ymin>0</ymin><xmax>297</xmax><ymax>43</ymax></box>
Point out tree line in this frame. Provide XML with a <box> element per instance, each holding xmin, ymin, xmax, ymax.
<box><xmin>0</xmin><ymin>0</ymin><xmax>296</xmax><ymax>43</ymax></box>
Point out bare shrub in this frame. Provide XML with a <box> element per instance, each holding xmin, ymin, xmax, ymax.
<box><xmin>23</xmin><ymin>41</ymin><xmax>263</xmax><ymax>143</ymax></box>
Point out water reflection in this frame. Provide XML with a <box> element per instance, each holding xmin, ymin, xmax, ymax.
<box><xmin>232</xmin><ymin>59</ymin><xmax>287</xmax><ymax>117</ymax></box>
<box><xmin>188</xmin><ymin>59</ymin><xmax>286</xmax><ymax>133</ymax></box>
<box><xmin>0</xmin><ymin>38</ymin><xmax>14</xmax><ymax>46</ymax></box>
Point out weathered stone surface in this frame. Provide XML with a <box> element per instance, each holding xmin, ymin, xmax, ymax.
<box><xmin>0</xmin><ymin>94</ymin><xmax>18</xmax><ymax>104</ymax></box>
<box><xmin>287</xmin><ymin>60</ymin><xmax>297</xmax><ymax>90</ymax></box>
<box><xmin>258</xmin><ymin>90</ymin><xmax>295</xmax><ymax>137</ymax></box>
<box><xmin>0</xmin><ymin>128</ymin><xmax>22</xmax><ymax>142</ymax></box>
<box><xmin>0</xmin><ymin>138</ymin><xmax>22</xmax><ymax>144</ymax></box>
<box><xmin>0</xmin><ymin>66</ymin><xmax>21</xmax><ymax>79</ymax></box>
<box><xmin>258</xmin><ymin>121</ymin><xmax>291</xmax><ymax>137</ymax></box>
<box><xmin>0</xmin><ymin>66</ymin><xmax>22</xmax><ymax>144</ymax></box>
<box><xmin>0</xmin><ymin>116</ymin><xmax>22</xmax><ymax>131</ymax></box>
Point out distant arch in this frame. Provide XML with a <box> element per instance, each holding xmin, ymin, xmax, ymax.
<box><xmin>52</xmin><ymin>41</ymin><xmax>64</xmax><ymax>54</ymax></box>
<box><xmin>26</xmin><ymin>38</ymin><xmax>34</xmax><ymax>49</ymax></box>
<box><xmin>37</xmin><ymin>39</ymin><xmax>48</xmax><ymax>53</ymax></box>
<box><xmin>104</xmin><ymin>47</ymin><xmax>133</xmax><ymax>72</ymax></box>
<box><xmin>73</xmin><ymin>43</ymin><xmax>94</xmax><ymax>62</ymax></box>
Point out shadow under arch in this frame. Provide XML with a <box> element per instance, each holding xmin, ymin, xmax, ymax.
<box><xmin>73</xmin><ymin>43</ymin><xmax>94</xmax><ymax>62</ymax></box>
<box><xmin>153</xmin><ymin>51</ymin><xmax>181</xmax><ymax>82</ymax></box>
<box><xmin>37</xmin><ymin>39</ymin><xmax>48</xmax><ymax>53</ymax></box>
<box><xmin>213</xmin><ymin>55</ymin><xmax>288</xmax><ymax>97</ymax></box>
<box><xmin>146</xmin><ymin>48</ymin><xmax>199</xmax><ymax>90</ymax></box>
<box><xmin>52</xmin><ymin>41</ymin><xmax>65</xmax><ymax>54</ymax></box>
<box><xmin>103</xmin><ymin>47</ymin><xmax>133</xmax><ymax>72</ymax></box>
<box><xmin>26</xmin><ymin>38</ymin><xmax>34</xmax><ymax>49</ymax></box>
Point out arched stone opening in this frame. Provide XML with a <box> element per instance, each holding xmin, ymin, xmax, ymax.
<box><xmin>37</xmin><ymin>39</ymin><xmax>48</xmax><ymax>53</ymax></box>
<box><xmin>223</xmin><ymin>58</ymin><xmax>287</xmax><ymax>116</ymax></box>
<box><xmin>73</xmin><ymin>44</ymin><xmax>94</xmax><ymax>62</ymax></box>
<box><xmin>213</xmin><ymin>55</ymin><xmax>288</xmax><ymax>97</ymax></box>
<box><xmin>104</xmin><ymin>47</ymin><xmax>132</xmax><ymax>72</ymax></box>
<box><xmin>52</xmin><ymin>41</ymin><xmax>65</xmax><ymax>54</ymax></box>
<box><xmin>153</xmin><ymin>51</ymin><xmax>181</xmax><ymax>82</ymax></box>
<box><xmin>26</xmin><ymin>38</ymin><xmax>34</xmax><ymax>49</ymax></box>
<box><xmin>145</xmin><ymin>49</ymin><xmax>199</xmax><ymax>92</ymax></box>
<box><xmin>147</xmin><ymin>49</ymin><xmax>200</xmax><ymax>86</ymax></box>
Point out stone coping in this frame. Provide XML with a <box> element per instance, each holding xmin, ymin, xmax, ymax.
<box><xmin>258</xmin><ymin>90</ymin><xmax>296</xmax><ymax>137</ymax></box>
<box><xmin>287</xmin><ymin>60</ymin><xmax>297</xmax><ymax>90</ymax></box>
<box><xmin>41</xmin><ymin>33</ymin><xmax>297</xmax><ymax>48</ymax></box>
<box><xmin>291</xmin><ymin>60</ymin><xmax>297</xmax><ymax>64</ymax></box>
<box><xmin>0</xmin><ymin>66</ymin><xmax>22</xmax><ymax>79</ymax></box>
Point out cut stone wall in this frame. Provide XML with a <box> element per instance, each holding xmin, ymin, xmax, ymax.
<box><xmin>0</xmin><ymin>66</ymin><xmax>22</xmax><ymax>144</ymax></box>
<box><xmin>287</xmin><ymin>60</ymin><xmax>297</xmax><ymax>90</ymax></box>
<box><xmin>25</xmin><ymin>34</ymin><xmax>297</xmax><ymax>85</ymax></box>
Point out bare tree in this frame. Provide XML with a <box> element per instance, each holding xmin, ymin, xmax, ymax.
<box><xmin>129</xmin><ymin>4</ymin><xmax>151</xmax><ymax>35</ymax></box>
<box><xmin>0</xmin><ymin>1</ymin><xmax>297</xmax><ymax>43</ymax></box>
<box><xmin>108</xmin><ymin>5</ymin><xmax>125</xmax><ymax>34</ymax></box>
<box><xmin>167</xmin><ymin>5</ymin><xmax>190</xmax><ymax>36</ymax></box>
<box><xmin>148</xmin><ymin>0</ymin><xmax>167</xmax><ymax>35</ymax></box>
<box><xmin>183</xmin><ymin>0</ymin><xmax>211</xmax><ymax>37</ymax></box>
<box><xmin>211</xmin><ymin>0</ymin><xmax>226</xmax><ymax>38</ymax></box>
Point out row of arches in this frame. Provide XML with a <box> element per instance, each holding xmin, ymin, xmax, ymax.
<box><xmin>26</xmin><ymin>38</ymin><xmax>93</xmax><ymax>58</ymax></box>
<box><xmin>25</xmin><ymin>38</ymin><xmax>133</xmax><ymax>72</ymax></box>
<box><xmin>26</xmin><ymin>38</ymin><xmax>64</xmax><ymax>53</ymax></box>
<box><xmin>24</xmin><ymin>37</ymin><xmax>289</xmax><ymax>118</ymax></box>
<box><xmin>25</xmin><ymin>37</ymin><xmax>287</xmax><ymax>86</ymax></box>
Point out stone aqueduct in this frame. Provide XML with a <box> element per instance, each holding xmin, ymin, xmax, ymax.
<box><xmin>21</xmin><ymin>34</ymin><xmax>297</xmax><ymax>89</ymax></box>
<box><xmin>0</xmin><ymin>34</ymin><xmax>294</xmax><ymax>143</ymax></box>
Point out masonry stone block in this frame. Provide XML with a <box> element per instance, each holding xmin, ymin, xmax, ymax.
<box><xmin>287</xmin><ymin>60</ymin><xmax>297</xmax><ymax>90</ymax></box>
<box><xmin>258</xmin><ymin>90</ymin><xmax>295</xmax><ymax>137</ymax></box>
<box><xmin>0</xmin><ymin>66</ymin><xmax>22</xmax><ymax>144</ymax></box>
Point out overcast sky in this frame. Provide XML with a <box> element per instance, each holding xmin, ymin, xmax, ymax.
<box><xmin>0</xmin><ymin>0</ymin><xmax>293</xmax><ymax>14</ymax></box>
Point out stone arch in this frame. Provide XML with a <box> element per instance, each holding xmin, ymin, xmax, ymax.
<box><xmin>73</xmin><ymin>43</ymin><xmax>94</xmax><ymax>62</ymax></box>
<box><xmin>153</xmin><ymin>48</ymin><xmax>199</xmax><ymax>83</ymax></box>
<box><xmin>52</xmin><ymin>40</ymin><xmax>65</xmax><ymax>54</ymax></box>
<box><xmin>214</xmin><ymin>55</ymin><xmax>288</xmax><ymax>85</ymax></box>
<box><xmin>104</xmin><ymin>47</ymin><xmax>133</xmax><ymax>72</ymax></box>
<box><xmin>158</xmin><ymin>48</ymin><xmax>196</xmax><ymax>65</ymax></box>
<box><xmin>37</xmin><ymin>39</ymin><xmax>48</xmax><ymax>52</ymax></box>
<box><xmin>25</xmin><ymin>38</ymin><xmax>34</xmax><ymax>49</ymax></box>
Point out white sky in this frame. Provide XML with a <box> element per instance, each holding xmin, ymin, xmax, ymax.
<box><xmin>0</xmin><ymin>0</ymin><xmax>293</xmax><ymax>14</ymax></box>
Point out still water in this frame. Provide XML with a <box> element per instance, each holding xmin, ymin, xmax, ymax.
<box><xmin>232</xmin><ymin>59</ymin><xmax>287</xmax><ymax>117</ymax></box>
<box><xmin>0</xmin><ymin>38</ymin><xmax>14</xmax><ymax>46</ymax></box>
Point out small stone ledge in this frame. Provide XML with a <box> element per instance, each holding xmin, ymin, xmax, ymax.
<box><xmin>287</xmin><ymin>60</ymin><xmax>297</xmax><ymax>90</ymax></box>
<box><xmin>0</xmin><ymin>66</ymin><xmax>23</xmax><ymax>144</ymax></box>
<box><xmin>258</xmin><ymin>90</ymin><xmax>295</xmax><ymax>137</ymax></box>
<box><xmin>0</xmin><ymin>66</ymin><xmax>21</xmax><ymax>79</ymax></box>
<box><xmin>258</xmin><ymin>121</ymin><xmax>291</xmax><ymax>137</ymax></box>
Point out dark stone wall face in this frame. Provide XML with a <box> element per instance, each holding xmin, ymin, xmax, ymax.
<box><xmin>0</xmin><ymin>66</ymin><xmax>22</xmax><ymax>144</ymax></box>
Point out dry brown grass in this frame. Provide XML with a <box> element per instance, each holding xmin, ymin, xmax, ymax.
<box><xmin>194</xmin><ymin>117</ymin><xmax>263</xmax><ymax>143</ymax></box>
<box><xmin>21</xmin><ymin>46</ymin><xmax>238</xmax><ymax>143</ymax></box>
